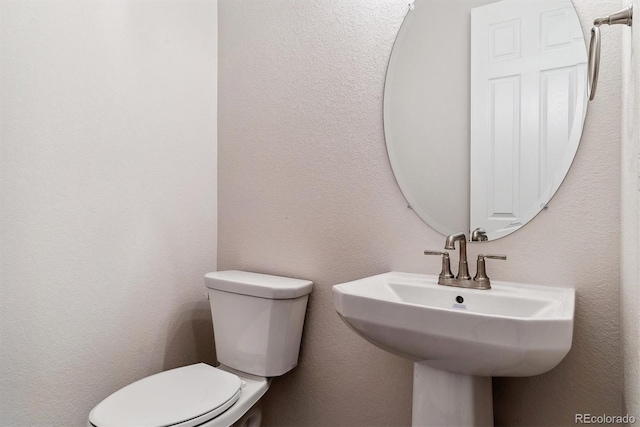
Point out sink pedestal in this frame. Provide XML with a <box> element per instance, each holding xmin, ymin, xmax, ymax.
<box><xmin>412</xmin><ymin>363</ymin><xmax>493</xmax><ymax>427</ymax></box>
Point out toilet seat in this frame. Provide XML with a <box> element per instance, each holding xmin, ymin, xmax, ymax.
<box><xmin>89</xmin><ymin>364</ymin><xmax>243</xmax><ymax>427</ymax></box>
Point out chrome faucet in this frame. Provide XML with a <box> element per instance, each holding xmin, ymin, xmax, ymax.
<box><xmin>444</xmin><ymin>232</ymin><xmax>471</xmax><ymax>280</ymax></box>
<box><xmin>424</xmin><ymin>232</ymin><xmax>507</xmax><ymax>290</ymax></box>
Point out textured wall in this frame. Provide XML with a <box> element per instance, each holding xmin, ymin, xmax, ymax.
<box><xmin>621</xmin><ymin>0</ymin><xmax>640</xmax><ymax>417</ymax></box>
<box><xmin>0</xmin><ymin>2</ymin><xmax>217</xmax><ymax>425</ymax></box>
<box><xmin>218</xmin><ymin>0</ymin><xmax>622</xmax><ymax>426</ymax></box>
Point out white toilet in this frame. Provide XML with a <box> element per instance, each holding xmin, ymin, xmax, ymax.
<box><xmin>88</xmin><ymin>270</ymin><xmax>313</xmax><ymax>427</ymax></box>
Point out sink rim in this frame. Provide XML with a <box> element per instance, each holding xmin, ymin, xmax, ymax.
<box><xmin>333</xmin><ymin>271</ymin><xmax>575</xmax><ymax>322</ymax></box>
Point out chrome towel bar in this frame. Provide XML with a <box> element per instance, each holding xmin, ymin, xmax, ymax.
<box><xmin>588</xmin><ymin>4</ymin><xmax>633</xmax><ymax>101</ymax></box>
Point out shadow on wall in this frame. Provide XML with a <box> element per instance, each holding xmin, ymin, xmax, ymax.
<box><xmin>163</xmin><ymin>300</ymin><xmax>217</xmax><ymax>370</ymax></box>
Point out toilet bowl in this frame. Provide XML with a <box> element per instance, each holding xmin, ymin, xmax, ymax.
<box><xmin>88</xmin><ymin>271</ymin><xmax>313</xmax><ymax>427</ymax></box>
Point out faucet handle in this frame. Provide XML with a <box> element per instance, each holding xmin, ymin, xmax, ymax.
<box><xmin>424</xmin><ymin>250</ymin><xmax>446</xmax><ymax>256</ymax></box>
<box><xmin>424</xmin><ymin>250</ymin><xmax>454</xmax><ymax>280</ymax></box>
<box><xmin>484</xmin><ymin>254</ymin><xmax>507</xmax><ymax>260</ymax></box>
<box><xmin>473</xmin><ymin>254</ymin><xmax>507</xmax><ymax>289</ymax></box>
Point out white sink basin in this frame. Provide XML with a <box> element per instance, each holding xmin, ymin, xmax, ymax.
<box><xmin>333</xmin><ymin>272</ymin><xmax>575</xmax><ymax>377</ymax></box>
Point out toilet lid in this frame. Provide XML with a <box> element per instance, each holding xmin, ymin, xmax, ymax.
<box><xmin>89</xmin><ymin>363</ymin><xmax>242</xmax><ymax>427</ymax></box>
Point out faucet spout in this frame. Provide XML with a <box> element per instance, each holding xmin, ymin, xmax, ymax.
<box><xmin>444</xmin><ymin>232</ymin><xmax>464</xmax><ymax>250</ymax></box>
<box><xmin>444</xmin><ymin>232</ymin><xmax>471</xmax><ymax>280</ymax></box>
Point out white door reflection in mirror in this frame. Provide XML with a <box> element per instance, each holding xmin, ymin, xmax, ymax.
<box><xmin>470</xmin><ymin>0</ymin><xmax>586</xmax><ymax>239</ymax></box>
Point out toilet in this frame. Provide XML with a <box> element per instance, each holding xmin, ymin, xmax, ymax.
<box><xmin>88</xmin><ymin>270</ymin><xmax>313</xmax><ymax>427</ymax></box>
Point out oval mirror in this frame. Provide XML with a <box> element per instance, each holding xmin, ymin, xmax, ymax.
<box><xmin>384</xmin><ymin>0</ymin><xmax>588</xmax><ymax>241</ymax></box>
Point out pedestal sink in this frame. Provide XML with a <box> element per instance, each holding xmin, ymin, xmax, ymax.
<box><xmin>332</xmin><ymin>272</ymin><xmax>575</xmax><ymax>427</ymax></box>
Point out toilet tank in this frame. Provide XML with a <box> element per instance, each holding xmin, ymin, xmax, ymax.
<box><xmin>205</xmin><ymin>271</ymin><xmax>313</xmax><ymax>377</ymax></box>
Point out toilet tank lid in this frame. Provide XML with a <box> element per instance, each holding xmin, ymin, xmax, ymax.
<box><xmin>205</xmin><ymin>270</ymin><xmax>313</xmax><ymax>299</ymax></box>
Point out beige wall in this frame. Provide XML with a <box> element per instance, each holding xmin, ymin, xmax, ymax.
<box><xmin>218</xmin><ymin>0</ymin><xmax>622</xmax><ymax>426</ymax></box>
<box><xmin>621</xmin><ymin>0</ymin><xmax>640</xmax><ymax>417</ymax></box>
<box><xmin>0</xmin><ymin>1</ymin><xmax>217</xmax><ymax>425</ymax></box>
